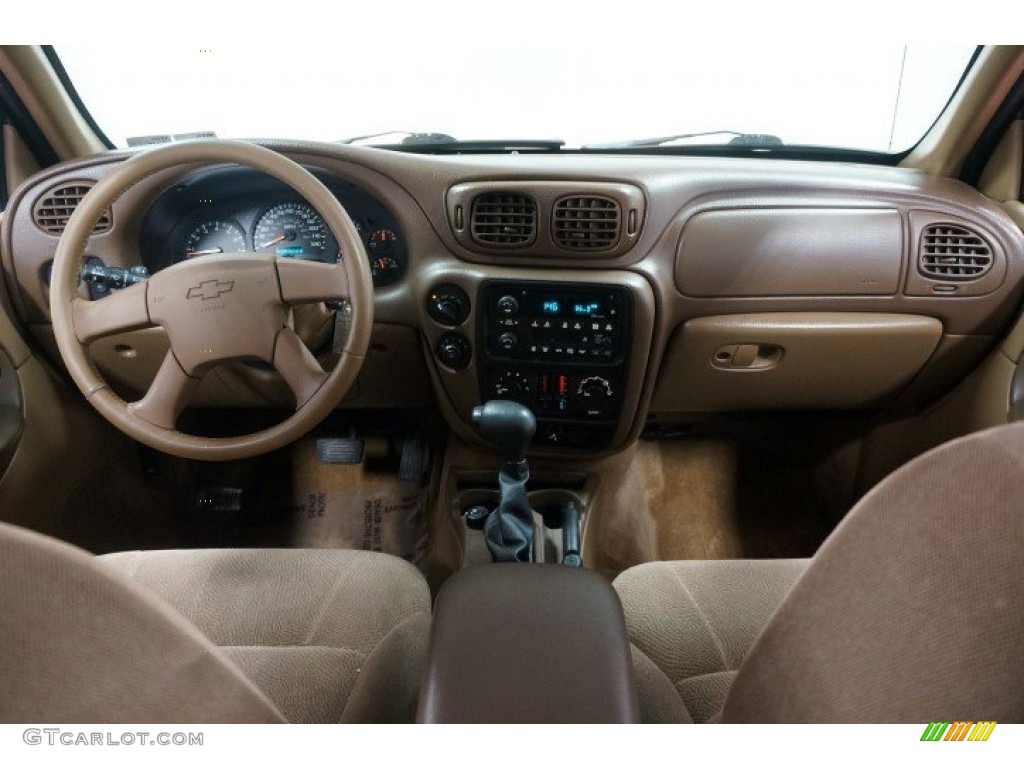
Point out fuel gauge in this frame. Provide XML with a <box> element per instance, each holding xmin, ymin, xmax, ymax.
<box><xmin>371</xmin><ymin>255</ymin><xmax>402</xmax><ymax>286</ymax></box>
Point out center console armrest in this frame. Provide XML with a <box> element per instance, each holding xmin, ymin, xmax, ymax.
<box><xmin>417</xmin><ymin>564</ymin><xmax>640</xmax><ymax>723</ymax></box>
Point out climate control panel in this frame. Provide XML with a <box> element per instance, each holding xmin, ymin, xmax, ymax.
<box><xmin>479</xmin><ymin>281</ymin><xmax>631</xmax><ymax>449</ymax></box>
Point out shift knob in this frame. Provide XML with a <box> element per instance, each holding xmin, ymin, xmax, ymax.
<box><xmin>471</xmin><ymin>400</ymin><xmax>536</xmax><ymax>462</ymax></box>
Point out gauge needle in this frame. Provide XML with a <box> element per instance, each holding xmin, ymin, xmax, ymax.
<box><xmin>186</xmin><ymin>248</ymin><xmax>223</xmax><ymax>257</ymax></box>
<box><xmin>257</xmin><ymin>234</ymin><xmax>287</xmax><ymax>249</ymax></box>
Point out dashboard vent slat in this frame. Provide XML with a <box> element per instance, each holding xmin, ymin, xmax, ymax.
<box><xmin>470</xmin><ymin>192</ymin><xmax>537</xmax><ymax>247</ymax></box>
<box><xmin>553</xmin><ymin>195</ymin><xmax>621</xmax><ymax>250</ymax></box>
<box><xmin>918</xmin><ymin>224</ymin><xmax>993</xmax><ymax>281</ymax></box>
<box><xmin>32</xmin><ymin>184</ymin><xmax>112</xmax><ymax>235</ymax></box>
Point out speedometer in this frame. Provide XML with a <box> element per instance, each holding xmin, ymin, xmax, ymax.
<box><xmin>252</xmin><ymin>202</ymin><xmax>332</xmax><ymax>261</ymax></box>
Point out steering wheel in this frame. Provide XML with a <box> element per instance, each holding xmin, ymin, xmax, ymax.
<box><xmin>50</xmin><ymin>140</ymin><xmax>373</xmax><ymax>461</ymax></box>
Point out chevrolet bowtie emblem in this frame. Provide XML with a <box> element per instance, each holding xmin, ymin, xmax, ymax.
<box><xmin>187</xmin><ymin>279</ymin><xmax>235</xmax><ymax>301</ymax></box>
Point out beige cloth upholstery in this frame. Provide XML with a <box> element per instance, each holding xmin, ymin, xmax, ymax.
<box><xmin>101</xmin><ymin>548</ymin><xmax>431</xmax><ymax>723</ymax></box>
<box><xmin>0</xmin><ymin>523</ymin><xmax>282</xmax><ymax>723</ymax></box>
<box><xmin>618</xmin><ymin>422</ymin><xmax>1024</xmax><ymax>723</ymax></box>
<box><xmin>722</xmin><ymin>423</ymin><xmax>1024</xmax><ymax>722</ymax></box>
<box><xmin>615</xmin><ymin>560</ymin><xmax>806</xmax><ymax>722</ymax></box>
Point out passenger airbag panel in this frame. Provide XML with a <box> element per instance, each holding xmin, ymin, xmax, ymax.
<box><xmin>676</xmin><ymin>208</ymin><xmax>903</xmax><ymax>297</ymax></box>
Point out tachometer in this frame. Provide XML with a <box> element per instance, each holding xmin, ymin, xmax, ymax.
<box><xmin>184</xmin><ymin>220</ymin><xmax>247</xmax><ymax>258</ymax></box>
<box><xmin>253</xmin><ymin>202</ymin><xmax>332</xmax><ymax>261</ymax></box>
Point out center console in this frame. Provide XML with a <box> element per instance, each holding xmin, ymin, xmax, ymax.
<box><xmin>421</xmin><ymin>267</ymin><xmax>655</xmax><ymax>455</ymax></box>
<box><xmin>478</xmin><ymin>281</ymin><xmax>632</xmax><ymax>449</ymax></box>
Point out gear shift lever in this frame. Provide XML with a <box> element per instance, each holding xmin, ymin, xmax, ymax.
<box><xmin>471</xmin><ymin>400</ymin><xmax>537</xmax><ymax>562</ymax></box>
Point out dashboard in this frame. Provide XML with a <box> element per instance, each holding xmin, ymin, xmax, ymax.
<box><xmin>138</xmin><ymin>167</ymin><xmax>407</xmax><ymax>286</ymax></box>
<box><xmin>2</xmin><ymin>141</ymin><xmax>1024</xmax><ymax>456</ymax></box>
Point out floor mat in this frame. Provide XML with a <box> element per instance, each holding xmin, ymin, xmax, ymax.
<box><xmin>178</xmin><ymin>438</ymin><xmax>428</xmax><ymax>566</ymax></box>
<box><xmin>587</xmin><ymin>418</ymin><xmax>859</xmax><ymax>576</ymax></box>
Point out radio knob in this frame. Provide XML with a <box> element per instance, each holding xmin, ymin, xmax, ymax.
<box><xmin>498</xmin><ymin>332</ymin><xmax>520</xmax><ymax>353</ymax></box>
<box><xmin>497</xmin><ymin>295</ymin><xmax>519</xmax><ymax>318</ymax></box>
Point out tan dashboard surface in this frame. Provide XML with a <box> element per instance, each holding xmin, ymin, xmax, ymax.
<box><xmin>2</xmin><ymin>142</ymin><xmax>1023</xmax><ymax>454</ymax></box>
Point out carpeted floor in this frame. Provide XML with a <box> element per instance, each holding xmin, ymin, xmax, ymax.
<box><xmin>62</xmin><ymin>433</ymin><xmax>429</xmax><ymax>567</ymax></box>
<box><xmin>586</xmin><ymin>418</ymin><xmax>862</xmax><ymax>578</ymax></box>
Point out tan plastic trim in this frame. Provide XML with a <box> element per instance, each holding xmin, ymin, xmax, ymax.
<box><xmin>675</xmin><ymin>208</ymin><xmax>903</xmax><ymax>297</ymax></box>
<box><xmin>3</xmin><ymin>125</ymin><xmax>41</xmax><ymax>193</ymax></box>
<box><xmin>903</xmin><ymin>46</ymin><xmax>1024</xmax><ymax>177</ymax></box>
<box><xmin>979</xmin><ymin>119</ymin><xmax>1023</xmax><ymax>202</ymax></box>
<box><xmin>651</xmin><ymin>313</ymin><xmax>943</xmax><ymax>412</ymax></box>
<box><xmin>0</xmin><ymin>46</ymin><xmax>106</xmax><ymax>160</ymax></box>
<box><xmin>49</xmin><ymin>140</ymin><xmax>372</xmax><ymax>461</ymax></box>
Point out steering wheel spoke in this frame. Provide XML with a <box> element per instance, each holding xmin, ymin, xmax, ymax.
<box><xmin>276</xmin><ymin>258</ymin><xmax>350</xmax><ymax>305</ymax></box>
<box><xmin>72</xmin><ymin>282</ymin><xmax>151</xmax><ymax>344</ymax></box>
<box><xmin>127</xmin><ymin>351</ymin><xmax>200</xmax><ymax>430</ymax></box>
<box><xmin>273</xmin><ymin>327</ymin><xmax>329</xmax><ymax>408</ymax></box>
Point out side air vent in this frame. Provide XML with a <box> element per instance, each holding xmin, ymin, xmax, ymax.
<box><xmin>32</xmin><ymin>183</ymin><xmax>112</xmax><ymax>235</ymax></box>
<box><xmin>553</xmin><ymin>195</ymin><xmax>621</xmax><ymax>250</ymax></box>
<box><xmin>470</xmin><ymin>192</ymin><xmax>537</xmax><ymax>247</ymax></box>
<box><xmin>918</xmin><ymin>224</ymin><xmax>993</xmax><ymax>281</ymax></box>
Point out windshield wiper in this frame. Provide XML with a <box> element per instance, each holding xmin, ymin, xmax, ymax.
<box><xmin>338</xmin><ymin>131</ymin><xmax>565</xmax><ymax>154</ymax></box>
<box><xmin>583</xmin><ymin>131</ymin><xmax>784</xmax><ymax>149</ymax></box>
<box><xmin>338</xmin><ymin>131</ymin><xmax>459</xmax><ymax>146</ymax></box>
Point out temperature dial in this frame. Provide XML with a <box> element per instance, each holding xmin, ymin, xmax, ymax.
<box><xmin>493</xmin><ymin>369</ymin><xmax>530</xmax><ymax>401</ymax></box>
<box><xmin>577</xmin><ymin>376</ymin><xmax>613</xmax><ymax>400</ymax></box>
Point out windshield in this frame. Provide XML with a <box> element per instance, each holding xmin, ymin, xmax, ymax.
<box><xmin>55</xmin><ymin>43</ymin><xmax>977</xmax><ymax>153</ymax></box>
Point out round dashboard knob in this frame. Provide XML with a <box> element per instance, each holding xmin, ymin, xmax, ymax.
<box><xmin>498</xmin><ymin>332</ymin><xmax>519</xmax><ymax>353</ymax></box>
<box><xmin>436</xmin><ymin>333</ymin><xmax>472</xmax><ymax>370</ymax></box>
<box><xmin>426</xmin><ymin>284</ymin><xmax>471</xmax><ymax>326</ymax></box>
<box><xmin>497</xmin><ymin>295</ymin><xmax>519</xmax><ymax>318</ymax></box>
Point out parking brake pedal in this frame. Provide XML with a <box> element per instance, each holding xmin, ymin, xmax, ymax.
<box><xmin>316</xmin><ymin>437</ymin><xmax>365</xmax><ymax>465</ymax></box>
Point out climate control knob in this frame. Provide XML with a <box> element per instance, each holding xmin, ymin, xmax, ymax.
<box><xmin>578</xmin><ymin>376</ymin><xmax>613</xmax><ymax>400</ymax></box>
<box><xmin>493</xmin><ymin>369</ymin><xmax>530</xmax><ymax>401</ymax></box>
<box><xmin>436</xmin><ymin>333</ymin><xmax>472</xmax><ymax>370</ymax></box>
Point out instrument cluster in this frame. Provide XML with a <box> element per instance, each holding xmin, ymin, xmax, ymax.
<box><xmin>139</xmin><ymin>168</ymin><xmax>407</xmax><ymax>287</ymax></box>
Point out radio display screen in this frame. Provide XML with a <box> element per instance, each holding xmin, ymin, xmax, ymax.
<box><xmin>531</xmin><ymin>295</ymin><xmax>615</xmax><ymax>319</ymax></box>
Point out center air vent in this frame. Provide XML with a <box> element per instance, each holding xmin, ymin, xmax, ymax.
<box><xmin>919</xmin><ymin>224</ymin><xmax>993</xmax><ymax>281</ymax></box>
<box><xmin>553</xmin><ymin>195</ymin><xmax>621</xmax><ymax>250</ymax></box>
<box><xmin>32</xmin><ymin>183</ymin><xmax>112</xmax><ymax>236</ymax></box>
<box><xmin>470</xmin><ymin>192</ymin><xmax>537</xmax><ymax>247</ymax></box>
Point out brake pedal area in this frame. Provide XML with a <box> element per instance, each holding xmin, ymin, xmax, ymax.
<box><xmin>316</xmin><ymin>437</ymin><xmax>365</xmax><ymax>465</ymax></box>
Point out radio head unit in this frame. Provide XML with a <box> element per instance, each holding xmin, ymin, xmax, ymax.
<box><xmin>478</xmin><ymin>281</ymin><xmax>632</xmax><ymax>450</ymax></box>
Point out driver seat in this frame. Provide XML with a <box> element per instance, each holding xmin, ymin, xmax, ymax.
<box><xmin>0</xmin><ymin>525</ymin><xmax>431</xmax><ymax>723</ymax></box>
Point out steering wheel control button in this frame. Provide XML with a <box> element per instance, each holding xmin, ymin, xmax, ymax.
<box><xmin>436</xmin><ymin>333</ymin><xmax>472</xmax><ymax>370</ymax></box>
<box><xmin>426</xmin><ymin>284</ymin><xmax>471</xmax><ymax>326</ymax></box>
